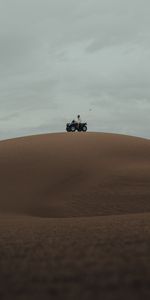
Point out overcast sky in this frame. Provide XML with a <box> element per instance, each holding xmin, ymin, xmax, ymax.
<box><xmin>0</xmin><ymin>0</ymin><xmax>150</xmax><ymax>140</ymax></box>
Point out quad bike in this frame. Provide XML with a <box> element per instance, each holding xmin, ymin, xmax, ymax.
<box><xmin>66</xmin><ymin>120</ymin><xmax>87</xmax><ymax>132</ymax></box>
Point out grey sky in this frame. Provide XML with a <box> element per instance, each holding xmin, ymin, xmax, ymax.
<box><xmin>0</xmin><ymin>0</ymin><xmax>150</xmax><ymax>140</ymax></box>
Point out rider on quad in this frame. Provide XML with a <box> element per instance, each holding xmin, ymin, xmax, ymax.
<box><xmin>66</xmin><ymin>115</ymin><xmax>87</xmax><ymax>132</ymax></box>
<box><xmin>71</xmin><ymin>115</ymin><xmax>81</xmax><ymax>128</ymax></box>
<box><xmin>77</xmin><ymin>114</ymin><xmax>81</xmax><ymax>129</ymax></box>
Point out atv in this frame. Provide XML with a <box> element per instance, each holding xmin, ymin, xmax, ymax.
<box><xmin>66</xmin><ymin>120</ymin><xmax>87</xmax><ymax>132</ymax></box>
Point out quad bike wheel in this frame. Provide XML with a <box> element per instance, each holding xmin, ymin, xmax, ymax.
<box><xmin>82</xmin><ymin>125</ymin><xmax>87</xmax><ymax>132</ymax></box>
<box><xmin>70</xmin><ymin>125</ymin><xmax>76</xmax><ymax>132</ymax></box>
<box><xmin>66</xmin><ymin>127</ymin><xmax>70</xmax><ymax>132</ymax></box>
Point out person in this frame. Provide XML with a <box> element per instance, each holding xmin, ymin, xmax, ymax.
<box><xmin>77</xmin><ymin>114</ymin><xmax>81</xmax><ymax>123</ymax></box>
<box><xmin>77</xmin><ymin>114</ymin><xmax>81</xmax><ymax>129</ymax></box>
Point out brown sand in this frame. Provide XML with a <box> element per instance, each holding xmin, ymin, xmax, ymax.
<box><xmin>0</xmin><ymin>132</ymin><xmax>150</xmax><ymax>299</ymax></box>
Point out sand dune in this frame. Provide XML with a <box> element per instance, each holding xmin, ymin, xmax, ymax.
<box><xmin>0</xmin><ymin>132</ymin><xmax>150</xmax><ymax>300</ymax></box>
<box><xmin>0</xmin><ymin>132</ymin><xmax>150</xmax><ymax>217</ymax></box>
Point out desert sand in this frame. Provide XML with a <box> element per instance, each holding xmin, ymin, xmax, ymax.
<box><xmin>0</xmin><ymin>132</ymin><xmax>150</xmax><ymax>299</ymax></box>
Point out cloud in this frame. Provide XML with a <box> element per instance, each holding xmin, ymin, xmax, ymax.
<box><xmin>0</xmin><ymin>112</ymin><xmax>20</xmax><ymax>122</ymax></box>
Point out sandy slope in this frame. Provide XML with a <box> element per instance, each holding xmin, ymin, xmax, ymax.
<box><xmin>0</xmin><ymin>132</ymin><xmax>150</xmax><ymax>217</ymax></box>
<box><xmin>0</xmin><ymin>132</ymin><xmax>150</xmax><ymax>300</ymax></box>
